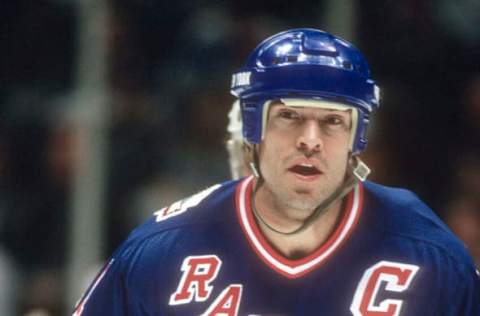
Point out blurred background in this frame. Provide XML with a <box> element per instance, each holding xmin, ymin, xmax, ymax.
<box><xmin>1</xmin><ymin>0</ymin><xmax>479</xmax><ymax>315</ymax></box>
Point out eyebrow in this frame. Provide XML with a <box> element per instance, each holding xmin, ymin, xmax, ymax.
<box><xmin>272</xmin><ymin>105</ymin><xmax>351</xmax><ymax>114</ymax></box>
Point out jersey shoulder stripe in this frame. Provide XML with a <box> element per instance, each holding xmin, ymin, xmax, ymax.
<box><xmin>124</xmin><ymin>179</ymin><xmax>239</xmax><ymax>244</ymax></box>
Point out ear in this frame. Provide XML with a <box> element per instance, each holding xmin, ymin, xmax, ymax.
<box><xmin>243</xmin><ymin>142</ymin><xmax>254</xmax><ymax>165</ymax></box>
<box><xmin>243</xmin><ymin>142</ymin><xmax>261</xmax><ymax>178</ymax></box>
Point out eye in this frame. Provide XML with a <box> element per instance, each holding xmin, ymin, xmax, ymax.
<box><xmin>278</xmin><ymin>109</ymin><xmax>301</xmax><ymax>121</ymax></box>
<box><xmin>322</xmin><ymin>114</ymin><xmax>350</xmax><ymax>131</ymax></box>
<box><xmin>325</xmin><ymin>116</ymin><xmax>343</xmax><ymax>125</ymax></box>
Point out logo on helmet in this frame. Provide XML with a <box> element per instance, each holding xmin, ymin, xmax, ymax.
<box><xmin>231</xmin><ymin>71</ymin><xmax>252</xmax><ymax>88</ymax></box>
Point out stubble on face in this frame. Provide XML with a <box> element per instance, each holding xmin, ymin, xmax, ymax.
<box><xmin>256</xmin><ymin>105</ymin><xmax>351</xmax><ymax>221</ymax></box>
<box><xmin>260</xmin><ymin>149</ymin><xmax>348</xmax><ymax>220</ymax></box>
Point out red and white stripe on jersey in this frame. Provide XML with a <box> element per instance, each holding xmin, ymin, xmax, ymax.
<box><xmin>235</xmin><ymin>175</ymin><xmax>364</xmax><ymax>279</ymax></box>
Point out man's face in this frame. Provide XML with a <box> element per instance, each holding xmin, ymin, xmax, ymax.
<box><xmin>258</xmin><ymin>101</ymin><xmax>352</xmax><ymax>216</ymax></box>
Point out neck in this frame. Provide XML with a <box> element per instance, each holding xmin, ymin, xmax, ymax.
<box><xmin>253</xmin><ymin>181</ymin><xmax>345</xmax><ymax>259</ymax></box>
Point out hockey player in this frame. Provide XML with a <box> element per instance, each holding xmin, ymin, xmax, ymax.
<box><xmin>73</xmin><ymin>28</ymin><xmax>480</xmax><ymax>316</ymax></box>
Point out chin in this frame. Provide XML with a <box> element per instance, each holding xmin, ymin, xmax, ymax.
<box><xmin>288</xmin><ymin>191</ymin><xmax>323</xmax><ymax>209</ymax></box>
<box><xmin>287</xmin><ymin>198</ymin><xmax>320</xmax><ymax>212</ymax></box>
<box><xmin>291</xmin><ymin>183</ymin><xmax>324</xmax><ymax>197</ymax></box>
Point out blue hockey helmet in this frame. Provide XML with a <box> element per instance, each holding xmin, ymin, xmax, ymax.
<box><xmin>230</xmin><ymin>28</ymin><xmax>380</xmax><ymax>154</ymax></box>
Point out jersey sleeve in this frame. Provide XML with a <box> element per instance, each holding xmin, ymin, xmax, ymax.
<box><xmin>72</xmin><ymin>257</ymin><xmax>128</xmax><ymax>316</ymax></box>
<box><xmin>454</xmin><ymin>268</ymin><xmax>480</xmax><ymax>316</ymax></box>
<box><xmin>72</xmin><ymin>182</ymin><xmax>230</xmax><ymax>316</ymax></box>
<box><xmin>438</xmin><ymin>263</ymin><xmax>480</xmax><ymax>316</ymax></box>
<box><xmin>72</xmin><ymin>228</ymin><xmax>181</xmax><ymax>316</ymax></box>
<box><xmin>71</xmin><ymin>234</ymin><xmax>170</xmax><ymax>316</ymax></box>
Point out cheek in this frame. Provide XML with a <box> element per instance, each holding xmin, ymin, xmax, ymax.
<box><xmin>325</xmin><ymin>139</ymin><xmax>350</xmax><ymax>169</ymax></box>
<box><xmin>327</xmin><ymin>134</ymin><xmax>351</xmax><ymax>155</ymax></box>
<box><xmin>334</xmin><ymin>147</ymin><xmax>350</xmax><ymax>165</ymax></box>
<box><xmin>259</xmin><ymin>136</ymin><xmax>287</xmax><ymax>170</ymax></box>
<box><xmin>258</xmin><ymin>142</ymin><xmax>276</xmax><ymax>169</ymax></box>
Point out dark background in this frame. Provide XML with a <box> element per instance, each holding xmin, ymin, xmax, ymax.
<box><xmin>1</xmin><ymin>1</ymin><xmax>479</xmax><ymax>315</ymax></box>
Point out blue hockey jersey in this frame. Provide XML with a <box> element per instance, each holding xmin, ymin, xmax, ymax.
<box><xmin>73</xmin><ymin>176</ymin><xmax>480</xmax><ymax>315</ymax></box>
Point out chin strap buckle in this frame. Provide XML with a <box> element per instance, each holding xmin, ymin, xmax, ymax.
<box><xmin>352</xmin><ymin>157</ymin><xmax>371</xmax><ymax>182</ymax></box>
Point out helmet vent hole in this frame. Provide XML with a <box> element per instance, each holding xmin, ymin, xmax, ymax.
<box><xmin>342</xmin><ymin>60</ymin><xmax>353</xmax><ymax>70</ymax></box>
<box><xmin>272</xmin><ymin>57</ymin><xmax>281</xmax><ymax>65</ymax></box>
<box><xmin>286</xmin><ymin>55</ymin><xmax>297</xmax><ymax>62</ymax></box>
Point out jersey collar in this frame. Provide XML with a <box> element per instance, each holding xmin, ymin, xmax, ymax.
<box><xmin>235</xmin><ymin>175</ymin><xmax>364</xmax><ymax>279</ymax></box>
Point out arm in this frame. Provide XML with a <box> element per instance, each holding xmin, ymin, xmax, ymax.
<box><xmin>72</xmin><ymin>258</ymin><xmax>129</xmax><ymax>316</ymax></box>
<box><xmin>72</xmin><ymin>232</ymin><xmax>174</xmax><ymax>316</ymax></box>
<box><xmin>454</xmin><ymin>268</ymin><xmax>480</xmax><ymax>316</ymax></box>
<box><xmin>438</xmin><ymin>263</ymin><xmax>480</xmax><ymax>316</ymax></box>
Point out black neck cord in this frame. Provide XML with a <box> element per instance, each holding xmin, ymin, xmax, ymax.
<box><xmin>250</xmin><ymin>157</ymin><xmax>359</xmax><ymax>236</ymax></box>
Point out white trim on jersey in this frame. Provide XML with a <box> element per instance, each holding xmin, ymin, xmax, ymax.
<box><xmin>235</xmin><ymin>176</ymin><xmax>363</xmax><ymax>279</ymax></box>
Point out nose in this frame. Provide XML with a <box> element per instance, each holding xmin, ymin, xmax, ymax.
<box><xmin>296</xmin><ymin>120</ymin><xmax>323</xmax><ymax>154</ymax></box>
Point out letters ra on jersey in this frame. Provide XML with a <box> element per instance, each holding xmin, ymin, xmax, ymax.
<box><xmin>74</xmin><ymin>177</ymin><xmax>480</xmax><ymax>316</ymax></box>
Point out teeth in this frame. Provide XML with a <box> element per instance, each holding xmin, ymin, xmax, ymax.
<box><xmin>300</xmin><ymin>163</ymin><xmax>314</xmax><ymax>168</ymax></box>
<box><xmin>290</xmin><ymin>164</ymin><xmax>321</xmax><ymax>176</ymax></box>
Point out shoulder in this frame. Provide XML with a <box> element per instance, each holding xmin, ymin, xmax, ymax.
<box><xmin>363</xmin><ymin>181</ymin><xmax>427</xmax><ymax>211</ymax></box>
<box><xmin>119</xmin><ymin>178</ymin><xmax>240</xmax><ymax>252</ymax></box>
<box><xmin>92</xmin><ymin>179</ymin><xmax>242</xmax><ymax>303</ymax></box>
<box><xmin>360</xmin><ymin>181</ymin><xmax>479</xmax><ymax>310</ymax></box>
<box><xmin>362</xmin><ymin>181</ymin><xmax>476</xmax><ymax>271</ymax></box>
<box><xmin>363</xmin><ymin>181</ymin><xmax>454</xmax><ymax>240</ymax></box>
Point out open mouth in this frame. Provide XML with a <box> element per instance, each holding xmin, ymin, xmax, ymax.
<box><xmin>288</xmin><ymin>163</ymin><xmax>322</xmax><ymax>177</ymax></box>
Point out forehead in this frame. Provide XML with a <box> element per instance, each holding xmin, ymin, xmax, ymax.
<box><xmin>268</xmin><ymin>100</ymin><xmax>352</xmax><ymax>116</ymax></box>
<box><xmin>260</xmin><ymin>98</ymin><xmax>357</xmax><ymax>144</ymax></box>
